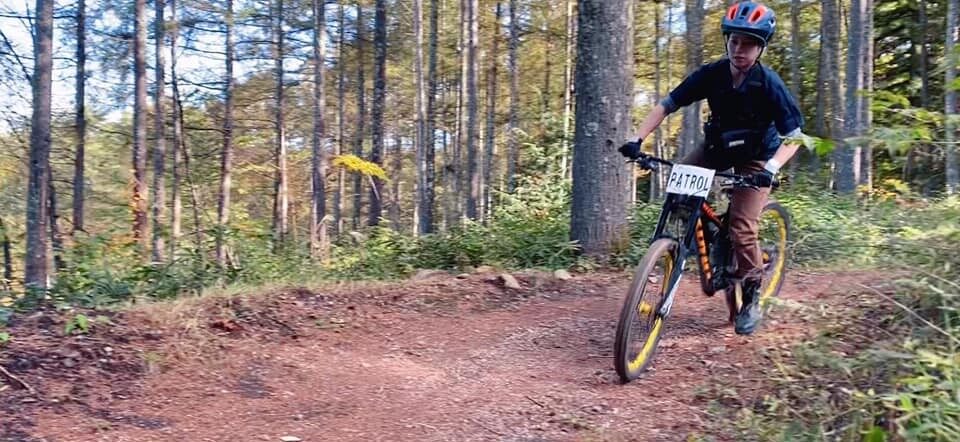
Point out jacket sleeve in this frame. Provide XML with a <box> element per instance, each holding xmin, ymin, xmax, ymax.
<box><xmin>662</xmin><ymin>63</ymin><xmax>713</xmax><ymax>114</ymax></box>
<box><xmin>766</xmin><ymin>69</ymin><xmax>804</xmax><ymax>136</ymax></box>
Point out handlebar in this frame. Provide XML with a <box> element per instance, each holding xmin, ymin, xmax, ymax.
<box><xmin>626</xmin><ymin>152</ymin><xmax>780</xmax><ymax>189</ymax></box>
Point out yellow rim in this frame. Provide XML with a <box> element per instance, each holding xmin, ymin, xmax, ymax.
<box><xmin>760</xmin><ymin>210</ymin><xmax>788</xmax><ymax>304</ymax></box>
<box><xmin>627</xmin><ymin>317</ymin><xmax>663</xmax><ymax>372</ymax></box>
<box><xmin>626</xmin><ymin>251</ymin><xmax>673</xmax><ymax>373</ymax></box>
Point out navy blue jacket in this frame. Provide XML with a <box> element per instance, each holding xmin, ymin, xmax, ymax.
<box><xmin>662</xmin><ymin>59</ymin><xmax>804</xmax><ymax>160</ymax></box>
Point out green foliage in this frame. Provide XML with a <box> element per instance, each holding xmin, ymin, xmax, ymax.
<box><xmin>714</xmin><ymin>198</ymin><xmax>960</xmax><ymax>441</ymax></box>
<box><xmin>0</xmin><ymin>331</ymin><xmax>9</xmax><ymax>345</ymax></box>
<box><xmin>64</xmin><ymin>313</ymin><xmax>91</xmax><ymax>335</ymax></box>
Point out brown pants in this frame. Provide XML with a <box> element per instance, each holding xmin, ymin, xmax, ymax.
<box><xmin>681</xmin><ymin>145</ymin><xmax>770</xmax><ymax>281</ymax></box>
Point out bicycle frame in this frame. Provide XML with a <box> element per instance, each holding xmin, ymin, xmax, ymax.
<box><xmin>648</xmin><ymin>193</ymin><xmax>726</xmax><ymax>317</ymax></box>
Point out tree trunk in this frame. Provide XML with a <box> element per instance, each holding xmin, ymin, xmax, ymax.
<box><xmin>0</xmin><ymin>217</ymin><xmax>12</xmax><ymax>287</ymax></box>
<box><xmin>651</xmin><ymin>0</ymin><xmax>662</xmax><ymax>203</ymax></box>
<box><xmin>273</xmin><ymin>0</ymin><xmax>289</xmax><ymax>244</ymax></box>
<box><xmin>169</xmin><ymin>0</ymin><xmax>183</xmax><ymax>252</ymax></box>
<box><xmin>506</xmin><ymin>0</ymin><xmax>520</xmax><ymax>193</ymax></box>
<box><xmin>353</xmin><ymin>3</ymin><xmax>367</xmax><ymax>231</ymax></box>
<box><xmin>151</xmin><ymin>0</ymin><xmax>166</xmax><ymax>263</ymax></box>
<box><xmin>561</xmin><ymin>0</ymin><xmax>575</xmax><ymax>178</ymax></box>
<box><xmin>541</xmin><ymin>16</ymin><xmax>552</xmax><ymax>120</ymax></box>
<box><xmin>465</xmin><ymin>0</ymin><xmax>480</xmax><ymax>220</ymax></box>
<box><xmin>790</xmin><ymin>0</ymin><xmax>801</xmax><ymax>101</ymax></box>
<box><xmin>335</xmin><ymin>2</ymin><xmax>346</xmax><ymax>235</ymax></box>
<box><xmin>72</xmin><ymin>0</ymin><xmax>86</xmax><ymax>236</ymax></box>
<box><xmin>132</xmin><ymin>0</ymin><xmax>149</xmax><ymax>253</ymax></box>
<box><xmin>390</xmin><ymin>132</ymin><xmax>402</xmax><ymax>229</ymax></box>
<box><xmin>919</xmin><ymin>0</ymin><xmax>930</xmax><ymax>108</ymax></box>
<box><xmin>48</xmin><ymin>170</ymin><xmax>64</xmax><ymax>272</ymax></box>
<box><xmin>26</xmin><ymin>0</ymin><xmax>53</xmax><ymax>289</ymax></box>
<box><xmin>836</xmin><ymin>0</ymin><xmax>865</xmax><ymax>194</ymax></box>
<box><xmin>369</xmin><ymin>0</ymin><xmax>387</xmax><ymax>226</ymax></box>
<box><xmin>946</xmin><ymin>0</ymin><xmax>959</xmax><ymax>194</ymax></box>
<box><xmin>858</xmin><ymin>0</ymin><xmax>874</xmax><ymax>189</ymax></box>
<box><xmin>420</xmin><ymin>0</ymin><xmax>439</xmax><ymax>234</ymax></box>
<box><xmin>570</xmin><ymin>0</ymin><xmax>634</xmax><ymax>259</ymax></box>
<box><xmin>310</xmin><ymin>0</ymin><xmax>327</xmax><ymax>257</ymax></box>
<box><xmin>678</xmin><ymin>0</ymin><xmax>705</xmax><ymax>160</ymax></box>
<box><xmin>177</xmin><ymin>101</ymin><xmax>204</xmax><ymax>253</ymax></box>
<box><xmin>483</xmin><ymin>3</ymin><xmax>502</xmax><ymax>221</ymax></box>
<box><xmin>454</xmin><ymin>0</ymin><xmax>467</xmax><ymax>223</ymax></box>
<box><xmin>216</xmin><ymin>0</ymin><xmax>235</xmax><ymax>268</ymax></box>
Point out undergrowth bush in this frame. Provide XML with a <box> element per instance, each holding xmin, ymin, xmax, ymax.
<box><xmin>713</xmin><ymin>197</ymin><xmax>960</xmax><ymax>441</ymax></box>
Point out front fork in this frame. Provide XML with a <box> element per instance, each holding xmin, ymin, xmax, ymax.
<box><xmin>654</xmin><ymin>198</ymin><xmax>703</xmax><ymax>318</ymax></box>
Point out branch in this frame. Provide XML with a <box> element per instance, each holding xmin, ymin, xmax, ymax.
<box><xmin>0</xmin><ymin>29</ymin><xmax>31</xmax><ymax>82</ymax></box>
<box><xmin>0</xmin><ymin>364</ymin><xmax>36</xmax><ymax>395</ymax></box>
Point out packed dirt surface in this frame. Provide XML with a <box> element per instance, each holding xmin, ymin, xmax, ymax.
<box><xmin>1</xmin><ymin>269</ymin><xmax>882</xmax><ymax>442</ymax></box>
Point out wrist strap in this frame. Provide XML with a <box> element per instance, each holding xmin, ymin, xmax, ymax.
<box><xmin>763</xmin><ymin>158</ymin><xmax>782</xmax><ymax>174</ymax></box>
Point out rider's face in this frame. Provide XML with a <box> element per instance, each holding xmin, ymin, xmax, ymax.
<box><xmin>727</xmin><ymin>33</ymin><xmax>762</xmax><ymax>71</ymax></box>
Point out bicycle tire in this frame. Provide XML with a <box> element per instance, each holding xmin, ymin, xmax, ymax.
<box><xmin>723</xmin><ymin>201</ymin><xmax>792</xmax><ymax>323</ymax></box>
<box><xmin>614</xmin><ymin>238</ymin><xmax>678</xmax><ymax>383</ymax></box>
<box><xmin>758</xmin><ymin>201</ymin><xmax>791</xmax><ymax>307</ymax></box>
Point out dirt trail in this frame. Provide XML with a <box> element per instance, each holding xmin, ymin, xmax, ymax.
<box><xmin>1</xmin><ymin>270</ymin><xmax>877</xmax><ymax>442</ymax></box>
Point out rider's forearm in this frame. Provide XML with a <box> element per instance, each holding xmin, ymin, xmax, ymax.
<box><xmin>633</xmin><ymin>104</ymin><xmax>668</xmax><ymax>141</ymax></box>
<box><xmin>764</xmin><ymin>142</ymin><xmax>800</xmax><ymax>174</ymax></box>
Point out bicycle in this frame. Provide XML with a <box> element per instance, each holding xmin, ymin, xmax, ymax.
<box><xmin>613</xmin><ymin>152</ymin><xmax>791</xmax><ymax>383</ymax></box>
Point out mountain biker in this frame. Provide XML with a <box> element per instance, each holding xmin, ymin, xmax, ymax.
<box><xmin>618</xmin><ymin>1</ymin><xmax>803</xmax><ymax>335</ymax></box>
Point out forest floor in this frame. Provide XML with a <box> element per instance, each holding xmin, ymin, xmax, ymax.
<box><xmin>1</xmin><ymin>268</ymin><xmax>883</xmax><ymax>442</ymax></box>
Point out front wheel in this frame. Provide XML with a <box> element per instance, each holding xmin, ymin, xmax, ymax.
<box><xmin>614</xmin><ymin>238</ymin><xmax>679</xmax><ymax>383</ymax></box>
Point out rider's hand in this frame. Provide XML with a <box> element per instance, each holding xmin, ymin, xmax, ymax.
<box><xmin>618</xmin><ymin>139</ymin><xmax>643</xmax><ymax>159</ymax></box>
<box><xmin>750</xmin><ymin>170</ymin><xmax>775</xmax><ymax>188</ymax></box>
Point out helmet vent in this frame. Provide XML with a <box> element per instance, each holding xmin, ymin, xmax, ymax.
<box><xmin>748</xmin><ymin>5</ymin><xmax>768</xmax><ymax>23</ymax></box>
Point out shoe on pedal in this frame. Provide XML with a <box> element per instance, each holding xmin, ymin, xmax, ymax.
<box><xmin>734</xmin><ymin>278</ymin><xmax>763</xmax><ymax>335</ymax></box>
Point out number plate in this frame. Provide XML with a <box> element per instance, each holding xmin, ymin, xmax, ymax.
<box><xmin>665</xmin><ymin>164</ymin><xmax>715</xmax><ymax>197</ymax></box>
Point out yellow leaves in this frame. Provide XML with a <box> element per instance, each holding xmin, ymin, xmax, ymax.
<box><xmin>331</xmin><ymin>154</ymin><xmax>389</xmax><ymax>181</ymax></box>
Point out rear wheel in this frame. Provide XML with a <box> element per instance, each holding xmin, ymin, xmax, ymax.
<box><xmin>757</xmin><ymin>201</ymin><xmax>791</xmax><ymax>307</ymax></box>
<box><xmin>723</xmin><ymin>201</ymin><xmax>791</xmax><ymax>323</ymax></box>
<box><xmin>614</xmin><ymin>238</ymin><xmax>678</xmax><ymax>383</ymax></box>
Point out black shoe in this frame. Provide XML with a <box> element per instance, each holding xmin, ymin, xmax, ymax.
<box><xmin>734</xmin><ymin>279</ymin><xmax>763</xmax><ymax>335</ymax></box>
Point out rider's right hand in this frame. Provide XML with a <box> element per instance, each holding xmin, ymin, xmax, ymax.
<box><xmin>618</xmin><ymin>139</ymin><xmax>643</xmax><ymax>159</ymax></box>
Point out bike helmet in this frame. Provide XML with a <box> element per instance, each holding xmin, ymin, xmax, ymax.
<box><xmin>722</xmin><ymin>1</ymin><xmax>776</xmax><ymax>46</ymax></box>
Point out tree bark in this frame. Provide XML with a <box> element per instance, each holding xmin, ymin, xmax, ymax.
<box><xmin>26</xmin><ymin>0</ymin><xmax>53</xmax><ymax>289</ymax></box>
<box><xmin>858</xmin><ymin>0</ymin><xmax>874</xmax><ymax>189</ymax></box>
<box><xmin>790</xmin><ymin>0</ymin><xmax>801</xmax><ymax>101</ymax></box>
<box><xmin>483</xmin><ymin>3</ymin><xmax>502</xmax><ymax>221</ymax></box>
<box><xmin>0</xmin><ymin>217</ymin><xmax>12</xmax><ymax>287</ymax></box>
<box><xmin>678</xmin><ymin>0</ymin><xmax>705</xmax><ymax>160</ymax></box>
<box><xmin>570</xmin><ymin>0</ymin><xmax>634</xmax><ymax>259</ymax></box>
<box><xmin>132</xmin><ymin>0</ymin><xmax>149</xmax><ymax>253</ymax></box>
<box><xmin>216</xmin><ymin>0</ymin><xmax>235</xmax><ymax>268</ymax></box>
<box><xmin>48</xmin><ymin>170</ymin><xmax>64</xmax><ymax>272</ymax></box>
<box><xmin>919</xmin><ymin>0</ymin><xmax>930</xmax><ymax>108</ymax></box>
<box><xmin>151</xmin><ymin>0</ymin><xmax>167</xmax><ymax>263</ymax></box>
<box><xmin>561</xmin><ymin>0</ymin><xmax>575</xmax><ymax>178</ymax></box>
<box><xmin>353</xmin><ymin>3</ymin><xmax>367</xmax><ymax>230</ymax></box>
<box><xmin>390</xmin><ymin>132</ymin><xmax>402</xmax><ymax>229</ymax></box>
<box><xmin>369</xmin><ymin>0</ymin><xmax>387</xmax><ymax>226</ymax></box>
<box><xmin>420</xmin><ymin>0</ymin><xmax>439</xmax><ymax>234</ymax></box>
<box><xmin>335</xmin><ymin>2</ymin><xmax>346</xmax><ymax>235</ymax></box>
<box><xmin>836</xmin><ymin>0</ymin><xmax>865</xmax><ymax>194</ymax></box>
<box><xmin>310</xmin><ymin>0</ymin><xmax>328</xmax><ymax>256</ymax></box>
<box><xmin>169</xmin><ymin>0</ymin><xmax>183</xmax><ymax>252</ymax></box>
<box><xmin>651</xmin><ymin>0</ymin><xmax>662</xmax><ymax>202</ymax></box>
<box><xmin>946</xmin><ymin>0</ymin><xmax>959</xmax><ymax>194</ymax></box>
<box><xmin>273</xmin><ymin>0</ymin><xmax>289</xmax><ymax>244</ymax></box>
<box><xmin>72</xmin><ymin>0</ymin><xmax>86</xmax><ymax>236</ymax></box>
<box><xmin>506</xmin><ymin>0</ymin><xmax>520</xmax><ymax>193</ymax></box>
<box><xmin>465</xmin><ymin>0</ymin><xmax>480</xmax><ymax>220</ymax></box>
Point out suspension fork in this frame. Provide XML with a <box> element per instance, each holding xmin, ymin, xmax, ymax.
<box><xmin>657</xmin><ymin>198</ymin><xmax>705</xmax><ymax>318</ymax></box>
